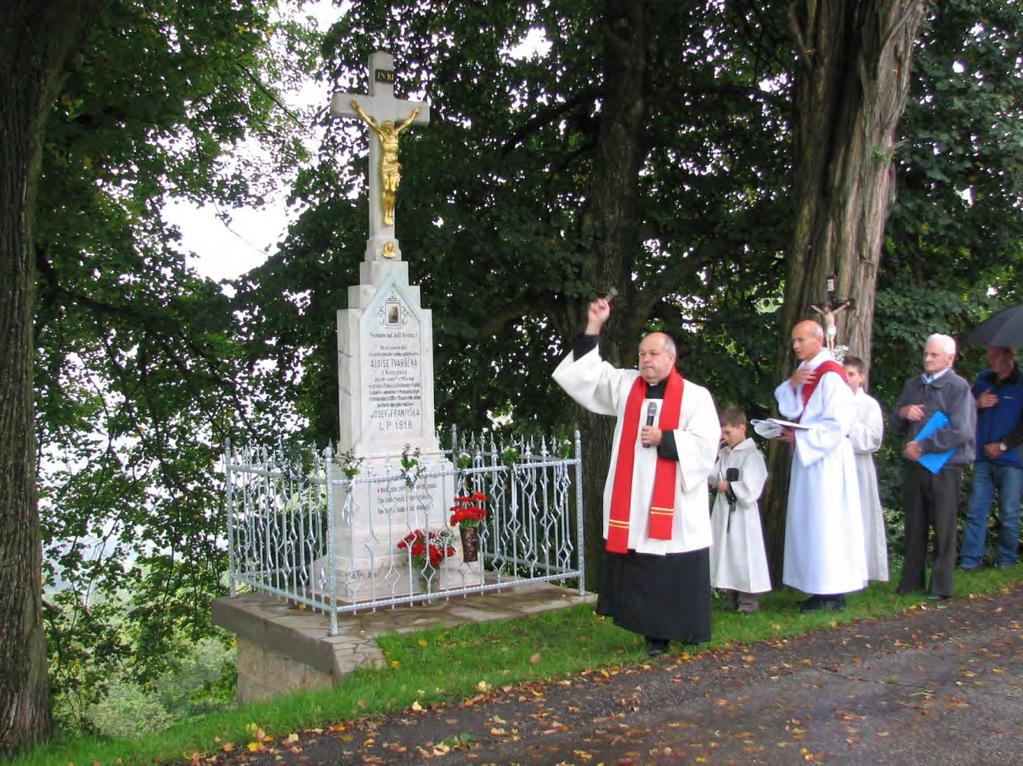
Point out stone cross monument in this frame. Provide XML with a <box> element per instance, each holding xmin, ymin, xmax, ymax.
<box><xmin>327</xmin><ymin>52</ymin><xmax>470</xmax><ymax>600</ymax></box>
<box><xmin>331</xmin><ymin>51</ymin><xmax>438</xmax><ymax>458</ymax></box>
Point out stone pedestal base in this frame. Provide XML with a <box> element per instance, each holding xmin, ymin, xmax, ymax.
<box><xmin>213</xmin><ymin>582</ymin><xmax>596</xmax><ymax>704</ymax></box>
<box><xmin>236</xmin><ymin>635</ymin><xmax>334</xmax><ymax>703</ymax></box>
<box><xmin>314</xmin><ymin>453</ymin><xmax>487</xmax><ymax>603</ymax></box>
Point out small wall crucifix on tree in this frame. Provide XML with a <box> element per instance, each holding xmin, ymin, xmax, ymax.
<box><xmin>330</xmin><ymin>51</ymin><xmax>430</xmax><ymax>254</ymax></box>
<box><xmin>810</xmin><ymin>274</ymin><xmax>855</xmax><ymax>356</ymax></box>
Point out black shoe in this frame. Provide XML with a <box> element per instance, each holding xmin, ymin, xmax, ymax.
<box><xmin>798</xmin><ymin>595</ymin><xmax>820</xmax><ymax>610</ymax></box>
<box><xmin>926</xmin><ymin>593</ymin><xmax>949</xmax><ymax>601</ymax></box>
<box><xmin>645</xmin><ymin>638</ymin><xmax>669</xmax><ymax>657</ymax></box>
<box><xmin>801</xmin><ymin>595</ymin><xmax>845</xmax><ymax>612</ymax></box>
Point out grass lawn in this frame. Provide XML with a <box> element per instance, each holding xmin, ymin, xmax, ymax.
<box><xmin>14</xmin><ymin>564</ymin><xmax>1023</xmax><ymax>766</ymax></box>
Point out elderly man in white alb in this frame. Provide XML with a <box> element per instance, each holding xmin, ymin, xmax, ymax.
<box><xmin>553</xmin><ymin>298</ymin><xmax>719</xmax><ymax>656</ymax></box>
<box><xmin>775</xmin><ymin>320</ymin><xmax>867</xmax><ymax>611</ymax></box>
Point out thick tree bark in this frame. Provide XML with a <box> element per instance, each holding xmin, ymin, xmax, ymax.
<box><xmin>0</xmin><ymin>0</ymin><xmax>103</xmax><ymax>756</ymax></box>
<box><xmin>573</xmin><ymin>0</ymin><xmax>653</xmax><ymax>590</ymax></box>
<box><xmin>761</xmin><ymin>0</ymin><xmax>926</xmax><ymax>579</ymax></box>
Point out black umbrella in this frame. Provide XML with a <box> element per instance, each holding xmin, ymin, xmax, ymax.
<box><xmin>965</xmin><ymin>305</ymin><xmax>1023</xmax><ymax>347</ymax></box>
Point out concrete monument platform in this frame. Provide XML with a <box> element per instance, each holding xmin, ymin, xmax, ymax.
<box><xmin>213</xmin><ymin>582</ymin><xmax>596</xmax><ymax>703</ymax></box>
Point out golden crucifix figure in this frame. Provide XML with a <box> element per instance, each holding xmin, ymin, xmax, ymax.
<box><xmin>350</xmin><ymin>99</ymin><xmax>421</xmax><ymax>226</ymax></box>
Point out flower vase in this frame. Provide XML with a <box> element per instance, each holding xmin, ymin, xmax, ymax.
<box><xmin>459</xmin><ymin>525</ymin><xmax>480</xmax><ymax>563</ymax></box>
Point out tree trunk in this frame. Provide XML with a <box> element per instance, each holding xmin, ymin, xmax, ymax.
<box><xmin>578</xmin><ymin>413</ymin><xmax>615</xmax><ymax>590</ymax></box>
<box><xmin>0</xmin><ymin>1</ymin><xmax>102</xmax><ymax>756</ymax></box>
<box><xmin>761</xmin><ymin>0</ymin><xmax>926</xmax><ymax>580</ymax></box>
<box><xmin>573</xmin><ymin>0</ymin><xmax>653</xmax><ymax>590</ymax></box>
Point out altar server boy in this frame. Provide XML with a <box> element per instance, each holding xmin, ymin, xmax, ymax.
<box><xmin>709</xmin><ymin>406</ymin><xmax>771</xmax><ymax>612</ymax></box>
<box><xmin>843</xmin><ymin>356</ymin><xmax>889</xmax><ymax>582</ymax></box>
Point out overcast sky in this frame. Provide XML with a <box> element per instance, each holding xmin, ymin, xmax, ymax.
<box><xmin>165</xmin><ymin>0</ymin><xmax>340</xmax><ymax>283</ymax></box>
<box><xmin>163</xmin><ymin>199</ymin><xmax>287</xmax><ymax>282</ymax></box>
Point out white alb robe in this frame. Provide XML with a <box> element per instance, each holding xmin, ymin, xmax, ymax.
<box><xmin>774</xmin><ymin>349</ymin><xmax>867</xmax><ymax>594</ymax></box>
<box><xmin>552</xmin><ymin>347</ymin><xmax>719</xmax><ymax>554</ymax></box>
<box><xmin>849</xmin><ymin>388</ymin><xmax>889</xmax><ymax>582</ymax></box>
<box><xmin>709</xmin><ymin>438</ymin><xmax>771</xmax><ymax>593</ymax></box>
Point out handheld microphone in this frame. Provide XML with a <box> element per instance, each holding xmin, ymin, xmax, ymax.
<box><xmin>724</xmin><ymin>467</ymin><xmax>740</xmax><ymax>532</ymax></box>
<box><xmin>644</xmin><ymin>402</ymin><xmax>657</xmax><ymax>448</ymax></box>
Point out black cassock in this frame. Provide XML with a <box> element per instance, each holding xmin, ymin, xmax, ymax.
<box><xmin>597</xmin><ymin>546</ymin><xmax>711</xmax><ymax>644</ymax></box>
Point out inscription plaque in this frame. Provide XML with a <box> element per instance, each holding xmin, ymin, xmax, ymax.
<box><xmin>364</xmin><ymin>288</ymin><xmax>424</xmax><ymax>440</ymax></box>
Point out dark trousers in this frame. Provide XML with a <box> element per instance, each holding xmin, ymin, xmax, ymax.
<box><xmin>899</xmin><ymin>463</ymin><xmax>962</xmax><ymax>597</ymax></box>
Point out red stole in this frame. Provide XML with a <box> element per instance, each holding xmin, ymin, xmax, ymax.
<box><xmin>797</xmin><ymin>360</ymin><xmax>849</xmax><ymax>418</ymax></box>
<box><xmin>606</xmin><ymin>370</ymin><xmax>684</xmax><ymax>554</ymax></box>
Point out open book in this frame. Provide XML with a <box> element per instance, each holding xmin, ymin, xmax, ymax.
<box><xmin>750</xmin><ymin>418</ymin><xmax>815</xmax><ymax>439</ymax></box>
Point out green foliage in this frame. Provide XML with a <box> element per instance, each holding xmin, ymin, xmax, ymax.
<box><xmin>870</xmin><ymin>281</ymin><xmax>981</xmax><ymax>406</ymax></box>
<box><xmin>233</xmin><ymin>0</ymin><xmax>795</xmax><ymax>446</ymax></box>
<box><xmin>879</xmin><ymin>0</ymin><xmax>1023</xmax><ymax>367</ymax></box>
<box><xmin>857</xmin><ymin>0</ymin><xmax>1023</xmax><ymax>515</ymax></box>
<box><xmin>889</xmin><ymin>0</ymin><xmax>1023</xmax><ymax>297</ymax></box>
<box><xmin>33</xmin><ymin>0</ymin><xmax>320</xmax><ymax>732</ymax></box>
<box><xmin>84</xmin><ymin>637</ymin><xmax>235</xmax><ymax>739</ymax></box>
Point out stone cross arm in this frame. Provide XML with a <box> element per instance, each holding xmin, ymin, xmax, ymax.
<box><xmin>330</xmin><ymin>92</ymin><xmax>430</xmax><ymax>126</ymax></box>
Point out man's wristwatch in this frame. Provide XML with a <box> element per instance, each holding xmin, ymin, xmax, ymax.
<box><xmin>999</xmin><ymin>442</ymin><xmax>1008</xmax><ymax>453</ymax></box>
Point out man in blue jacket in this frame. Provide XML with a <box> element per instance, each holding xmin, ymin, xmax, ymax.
<box><xmin>960</xmin><ymin>346</ymin><xmax>1023</xmax><ymax>569</ymax></box>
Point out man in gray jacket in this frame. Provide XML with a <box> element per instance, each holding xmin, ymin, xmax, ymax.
<box><xmin>891</xmin><ymin>334</ymin><xmax>976</xmax><ymax>600</ymax></box>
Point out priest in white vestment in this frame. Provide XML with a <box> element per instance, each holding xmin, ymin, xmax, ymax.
<box><xmin>774</xmin><ymin>320</ymin><xmax>867</xmax><ymax>611</ymax></box>
<box><xmin>843</xmin><ymin>356</ymin><xmax>889</xmax><ymax>582</ymax></box>
<box><xmin>552</xmin><ymin>298</ymin><xmax>720</xmax><ymax>655</ymax></box>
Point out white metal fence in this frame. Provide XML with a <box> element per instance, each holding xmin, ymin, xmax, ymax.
<box><xmin>224</xmin><ymin>431</ymin><xmax>585</xmax><ymax>634</ymax></box>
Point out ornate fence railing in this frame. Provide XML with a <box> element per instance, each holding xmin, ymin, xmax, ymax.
<box><xmin>224</xmin><ymin>430</ymin><xmax>585</xmax><ymax>634</ymax></box>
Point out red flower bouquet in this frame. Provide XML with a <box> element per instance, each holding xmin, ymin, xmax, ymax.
<box><xmin>449</xmin><ymin>491</ymin><xmax>488</xmax><ymax>529</ymax></box>
<box><xmin>449</xmin><ymin>492</ymin><xmax>487</xmax><ymax>563</ymax></box>
<box><xmin>397</xmin><ymin>529</ymin><xmax>456</xmax><ymax>570</ymax></box>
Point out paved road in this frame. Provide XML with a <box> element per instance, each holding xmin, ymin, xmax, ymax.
<box><xmin>222</xmin><ymin>586</ymin><xmax>1023</xmax><ymax>765</ymax></box>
